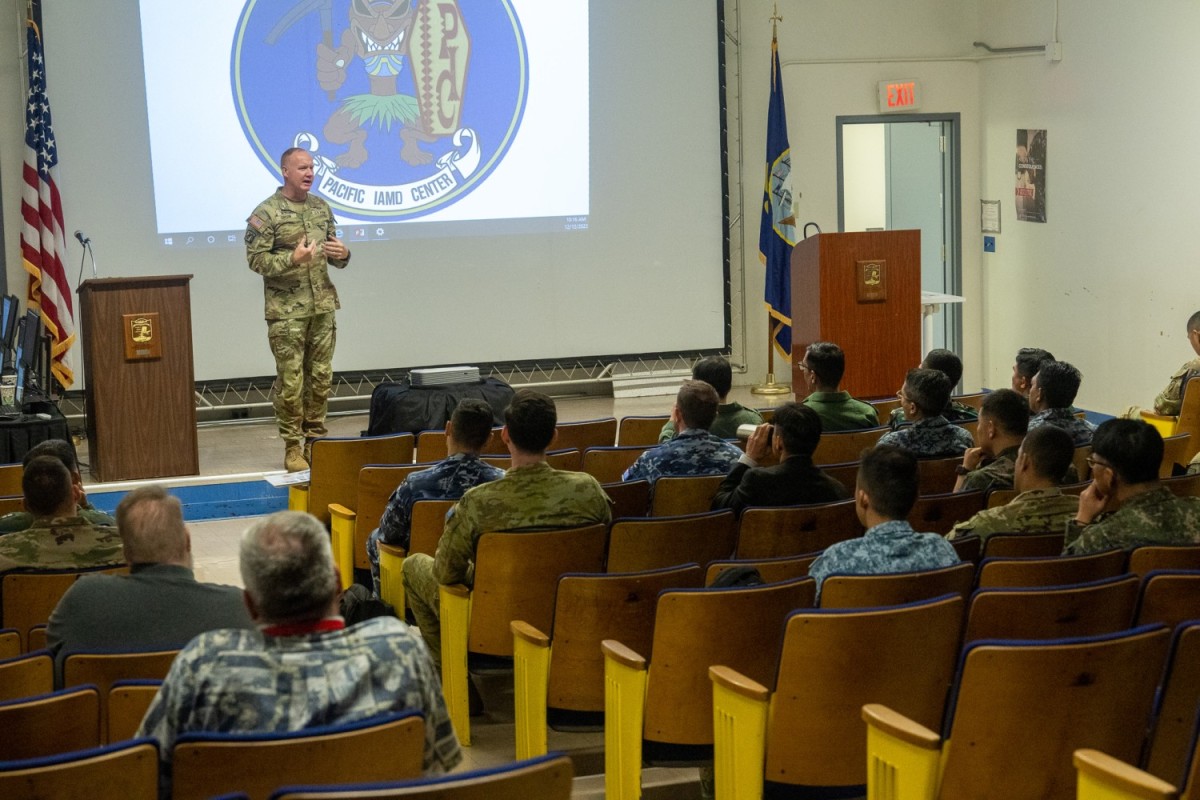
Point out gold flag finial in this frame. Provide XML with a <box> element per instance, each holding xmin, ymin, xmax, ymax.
<box><xmin>769</xmin><ymin>3</ymin><xmax>782</xmax><ymax>38</ymax></box>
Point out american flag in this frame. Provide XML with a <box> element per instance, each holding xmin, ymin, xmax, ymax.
<box><xmin>21</xmin><ymin>19</ymin><xmax>75</xmax><ymax>390</ymax></box>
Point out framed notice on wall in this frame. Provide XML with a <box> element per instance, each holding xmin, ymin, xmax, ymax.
<box><xmin>1016</xmin><ymin>129</ymin><xmax>1047</xmax><ymax>223</ymax></box>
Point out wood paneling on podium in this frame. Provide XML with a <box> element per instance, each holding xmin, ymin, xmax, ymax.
<box><xmin>790</xmin><ymin>231</ymin><xmax>921</xmax><ymax>401</ymax></box>
<box><xmin>78</xmin><ymin>276</ymin><xmax>199</xmax><ymax>482</ymax></box>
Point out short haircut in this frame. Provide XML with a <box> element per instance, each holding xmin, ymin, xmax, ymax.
<box><xmin>1015</xmin><ymin>347</ymin><xmax>1056</xmax><ymax>381</ymax></box>
<box><xmin>240</xmin><ymin>511</ymin><xmax>338</xmax><ymax>624</ymax></box>
<box><xmin>1188</xmin><ymin>310</ymin><xmax>1200</xmax><ymax>332</ymax></box>
<box><xmin>279</xmin><ymin>146</ymin><xmax>307</xmax><ymax>168</ymax></box>
<box><xmin>503</xmin><ymin>389</ymin><xmax>558</xmax><ymax>453</ymax></box>
<box><xmin>1091</xmin><ymin>419</ymin><xmax>1163</xmax><ymax>485</ymax></box>
<box><xmin>676</xmin><ymin>379</ymin><xmax>721</xmax><ymax>431</ymax></box>
<box><xmin>804</xmin><ymin>342</ymin><xmax>845</xmax><ymax>387</ymax></box>
<box><xmin>1020</xmin><ymin>425</ymin><xmax>1075</xmax><ymax>484</ymax></box>
<box><xmin>22</xmin><ymin>455</ymin><xmax>73</xmax><ymax>517</ymax></box>
<box><xmin>1035</xmin><ymin>360</ymin><xmax>1082</xmax><ymax>409</ymax></box>
<box><xmin>980</xmin><ymin>389</ymin><xmax>1030</xmax><ymax>437</ymax></box>
<box><xmin>115</xmin><ymin>485</ymin><xmax>188</xmax><ymax>564</ymax></box>
<box><xmin>858</xmin><ymin>445</ymin><xmax>919</xmax><ymax>519</ymax></box>
<box><xmin>922</xmin><ymin>349</ymin><xmax>963</xmax><ymax>388</ymax></box>
<box><xmin>451</xmin><ymin>399</ymin><xmax>496</xmax><ymax>452</ymax></box>
<box><xmin>692</xmin><ymin>356</ymin><xmax>733</xmax><ymax>398</ymax></box>
<box><xmin>22</xmin><ymin>439</ymin><xmax>79</xmax><ymax>474</ymax></box>
<box><xmin>772</xmin><ymin>402</ymin><xmax>822</xmax><ymax>456</ymax></box>
<box><xmin>904</xmin><ymin>368</ymin><xmax>952</xmax><ymax>417</ymax></box>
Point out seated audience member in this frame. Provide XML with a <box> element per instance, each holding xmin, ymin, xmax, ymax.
<box><xmin>1125</xmin><ymin>311</ymin><xmax>1200</xmax><ymax>419</ymax></box>
<box><xmin>46</xmin><ymin>485</ymin><xmax>253</xmax><ymax>680</ymax></box>
<box><xmin>888</xmin><ymin>349</ymin><xmax>978</xmax><ymax>429</ymax></box>
<box><xmin>711</xmin><ymin>402</ymin><xmax>849</xmax><ymax>512</ymax></box>
<box><xmin>658</xmin><ymin>355</ymin><xmax>763</xmax><ymax>442</ymax></box>
<box><xmin>953</xmin><ymin>389</ymin><xmax>1029</xmax><ymax>493</ymax></box>
<box><xmin>625</xmin><ymin>380</ymin><xmax>743</xmax><ymax>485</ymax></box>
<box><xmin>0</xmin><ymin>439</ymin><xmax>114</xmax><ymax>534</ymax></box>
<box><xmin>139</xmin><ymin>511</ymin><xmax>461</xmax><ymax>793</ymax></box>
<box><xmin>403</xmin><ymin>390</ymin><xmax>611</xmax><ymax>665</ymax></box>
<box><xmin>0</xmin><ymin>456</ymin><xmax>122</xmax><ymax>574</ymax></box>
<box><xmin>949</xmin><ymin>425</ymin><xmax>1080</xmax><ymax>541</ymax></box>
<box><xmin>876</xmin><ymin>369</ymin><xmax>974</xmax><ymax>458</ymax></box>
<box><xmin>366</xmin><ymin>399</ymin><xmax>504</xmax><ymax>594</ymax></box>
<box><xmin>798</xmin><ymin>342</ymin><xmax>879</xmax><ymax>432</ymax></box>
<box><xmin>807</xmin><ymin>446</ymin><xmax>959</xmax><ymax>601</ymax></box>
<box><xmin>1012</xmin><ymin>347</ymin><xmax>1056</xmax><ymax>397</ymax></box>
<box><xmin>1066</xmin><ymin>419</ymin><xmax>1200</xmax><ymax>554</ymax></box>
<box><xmin>1028</xmin><ymin>360</ymin><xmax>1096</xmax><ymax>445</ymax></box>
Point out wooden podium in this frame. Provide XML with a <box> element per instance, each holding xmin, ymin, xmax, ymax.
<box><xmin>78</xmin><ymin>276</ymin><xmax>199</xmax><ymax>482</ymax></box>
<box><xmin>790</xmin><ymin>231</ymin><xmax>921</xmax><ymax>400</ymax></box>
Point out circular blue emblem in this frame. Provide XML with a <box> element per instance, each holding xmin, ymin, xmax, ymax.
<box><xmin>232</xmin><ymin>0</ymin><xmax>528</xmax><ymax>220</ymax></box>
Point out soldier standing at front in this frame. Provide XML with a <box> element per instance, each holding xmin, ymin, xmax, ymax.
<box><xmin>246</xmin><ymin>147</ymin><xmax>351</xmax><ymax>472</ymax></box>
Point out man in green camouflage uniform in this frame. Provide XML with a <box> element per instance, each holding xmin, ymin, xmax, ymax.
<box><xmin>1124</xmin><ymin>311</ymin><xmax>1200</xmax><ymax>420</ymax></box>
<box><xmin>1066</xmin><ymin>419</ymin><xmax>1200</xmax><ymax>554</ymax></box>
<box><xmin>403</xmin><ymin>390</ymin><xmax>612</xmax><ymax>665</ymax></box>
<box><xmin>949</xmin><ymin>425</ymin><xmax>1079</xmax><ymax>542</ymax></box>
<box><xmin>952</xmin><ymin>389</ymin><xmax>1028</xmax><ymax>494</ymax></box>
<box><xmin>246</xmin><ymin>148</ymin><xmax>351</xmax><ymax>472</ymax></box>
<box><xmin>0</xmin><ymin>439</ymin><xmax>113</xmax><ymax>535</ymax></box>
<box><xmin>0</xmin><ymin>456</ymin><xmax>122</xmax><ymax>574</ymax></box>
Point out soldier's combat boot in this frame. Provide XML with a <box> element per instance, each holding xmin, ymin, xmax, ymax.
<box><xmin>303</xmin><ymin>438</ymin><xmax>314</xmax><ymax>465</ymax></box>
<box><xmin>285</xmin><ymin>445</ymin><xmax>308</xmax><ymax>473</ymax></box>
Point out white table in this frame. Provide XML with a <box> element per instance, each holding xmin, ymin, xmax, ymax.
<box><xmin>921</xmin><ymin>291</ymin><xmax>964</xmax><ymax>356</ymax></box>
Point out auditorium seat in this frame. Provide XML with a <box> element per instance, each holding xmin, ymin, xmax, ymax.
<box><xmin>1135</xmin><ymin>570</ymin><xmax>1200</xmax><ymax>628</ymax></box>
<box><xmin>616</xmin><ymin>415</ymin><xmax>671</xmax><ymax>447</ymax></box>
<box><xmin>3</xmin><ymin>566</ymin><xmax>129</xmax><ymax>652</ymax></box>
<box><xmin>962</xmin><ymin>575</ymin><xmax>1139</xmax><ymax>643</ymax></box>
<box><xmin>907</xmin><ymin>490</ymin><xmax>986</xmax><ymax>536</ymax></box>
<box><xmin>1141</xmin><ymin>376</ymin><xmax>1200</xmax><ymax>463</ymax></box>
<box><xmin>1129</xmin><ymin>545</ymin><xmax>1200</xmax><ymax>578</ymax></box>
<box><xmin>649</xmin><ymin>474</ymin><xmax>725</xmax><ymax>517</ymax></box>
<box><xmin>735</xmin><ymin>500</ymin><xmax>862</xmax><ymax>559</ymax></box>
<box><xmin>0</xmin><ymin>684</ymin><xmax>101</xmax><ymax>759</ymax></box>
<box><xmin>329</xmin><ymin>463</ymin><xmax>429</xmax><ymax>589</ymax></box>
<box><xmin>107</xmin><ymin>680</ymin><xmax>161</xmax><ymax>745</ymax></box>
<box><xmin>601</xmin><ymin>480</ymin><xmax>650</xmax><ymax>518</ymax></box>
<box><xmin>606</xmin><ymin>511</ymin><xmax>736</xmax><ymax>572</ymax></box>
<box><xmin>62</xmin><ymin>650</ymin><xmax>179</xmax><ymax>739</ymax></box>
<box><xmin>303</xmin><ymin>433</ymin><xmax>416</xmax><ymax>526</ymax></box>
<box><xmin>1145</xmin><ymin>620</ymin><xmax>1200</xmax><ymax>789</ymax></box>
<box><xmin>812</xmin><ymin>426</ymin><xmax>888</xmax><ymax>465</ymax></box>
<box><xmin>981</xmin><ymin>531</ymin><xmax>1067</xmax><ymax>559</ymax></box>
<box><xmin>977</xmin><ymin>550</ymin><xmax>1128</xmax><ymax>589</ymax></box>
<box><xmin>0</xmin><ymin>738</ymin><xmax>158</xmax><ymax>800</ymax></box>
<box><xmin>916</xmin><ymin>454</ymin><xmax>963</xmax><ymax>495</ymax></box>
<box><xmin>1161</xmin><ymin>433</ymin><xmax>1193</xmax><ymax>478</ymax></box>
<box><xmin>580</xmin><ymin>445</ymin><xmax>650</xmax><ymax>484</ymax></box>
<box><xmin>819</xmin><ymin>563</ymin><xmax>975</xmax><ymax>609</ymax></box>
<box><xmin>0</xmin><ymin>649</ymin><xmax>52</xmax><ymax>701</ymax></box>
<box><xmin>705</xmin><ymin>552</ymin><xmax>822</xmax><ymax>585</ymax></box>
<box><xmin>552</xmin><ymin>417</ymin><xmax>618</xmax><ymax>452</ymax></box>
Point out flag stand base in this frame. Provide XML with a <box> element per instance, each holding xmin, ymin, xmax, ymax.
<box><xmin>751</xmin><ymin>374</ymin><xmax>791</xmax><ymax>396</ymax></box>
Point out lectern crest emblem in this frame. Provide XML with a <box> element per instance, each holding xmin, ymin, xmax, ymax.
<box><xmin>856</xmin><ymin>259</ymin><xmax>888</xmax><ymax>303</ymax></box>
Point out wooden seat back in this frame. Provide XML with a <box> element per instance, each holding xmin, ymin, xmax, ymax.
<box><xmin>3</xmin><ymin>566</ymin><xmax>128</xmax><ymax>652</ymax></box>
<box><xmin>812</xmin><ymin>426</ymin><xmax>888</xmax><ymax>465</ymax></box>
<box><xmin>764</xmin><ymin>595</ymin><xmax>964</xmax><ymax>788</ymax></box>
<box><xmin>481</xmin><ymin>448</ymin><xmax>579</xmax><ymax>472</ymax></box>
<box><xmin>650</xmin><ymin>474</ymin><xmax>725</xmax><ymax>517</ymax></box>
<box><xmin>602</xmin><ymin>480</ymin><xmax>650</xmax><ymax>519</ymax></box>
<box><xmin>63</xmin><ymin>650</ymin><xmax>179</xmax><ymax>737</ymax></box>
<box><xmin>1176</xmin><ymin>377</ymin><xmax>1200</xmax><ymax>463</ymax></box>
<box><xmin>108</xmin><ymin>680</ymin><xmax>162</xmax><ymax>745</ymax></box>
<box><xmin>171</xmin><ymin>712</ymin><xmax>425</xmax><ymax>800</ymax></box>
<box><xmin>1073</xmin><ymin>444</ymin><xmax>1094</xmax><ymax>483</ymax></box>
<box><xmin>408</xmin><ymin>499</ymin><xmax>456</xmax><ymax>557</ymax></box>
<box><xmin>0</xmin><ymin>627</ymin><xmax>19</xmax><ymax>660</ymax></box>
<box><xmin>0</xmin><ymin>462</ymin><xmax>22</xmax><ymax>497</ymax></box>
<box><xmin>0</xmin><ymin>685</ymin><xmax>101</xmax><ymax>760</ymax></box>
<box><xmin>1136</xmin><ymin>570</ymin><xmax>1200</xmax><ymax>628</ymax></box>
<box><xmin>1161</xmin><ymin>433</ymin><xmax>1193</xmax><ymax>478</ymax></box>
<box><xmin>705</xmin><ymin>553</ymin><xmax>822</xmax><ymax>586</ymax></box>
<box><xmin>949</xmin><ymin>534</ymin><xmax>982</xmax><ymax>564</ymax></box>
<box><xmin>553</xmin><ymin>418</ymin><xmax>618</xmax><ymax>452</ymax></box>
<box><xmin>1146</xmin><ymin>622</ymin><xmax>1200</xmax><ymax>788</ymax></box>
<box><xmin>953</xmin><ymin>392</ymin><xmax>987</xmax><ymax>411</ymax></box>
<box><xmin>469</xmin><ymin>525</ymin><xmax>609</xmax><ymax>657</ymax></box>
<box><xmin>819</xmin><ymin>562</ymin><xmax>975</xmax><ymax>609</ymax></box>
<box><xmin>977</xmin><ymin>550</ymin><xmax>1128</xmax><ymax>589</ymax></box>
<box><xmin>735</xmin><ymin>500</ymin><xmax>862</xmax><ymax>559</ymax></box>
<box><xmin>617</xmin><ymin>416</ymin><xmax>671</xmax><ymax>447</ymax></box>
<box><xmin>917</xmin><ymin>455</ymin><xmax>966</xmax><ymax>496</ymax></box>
<box><xmin>869</xmin><ymin>398</ymin><xmax>901</xmax><ymax>419</ymax></box>
<box><xmin>1130</xmin><ymin>546</ymin><xmax>1200</xmax><ymax>578</ymax></box>
<box><xmin>936</xmin><ymin>625</ymin><xmax>1172</xmax><ymax>799</ymax></box>
<box><xmin>981</xmin><ymin>531</ymin><xmax>1068</xmax><ymax>559</ymax></box>
<box><xmin>308</xmin><ymin>433</ymin><xmax>415</xmax><ymax>526</ymax></box>
<box><xmin>415</xmin><ymin>427</ymin><xmax>504</xmax><ymax>463</ymax></box>
<box><xmin>350</xmin><ymin>464</ymin><xmax>430</xmax><ymax>568</ymax></box>
<box><xmin>986</xmin><ymin>488</ymin><xmax>1018</xmax><ymax>509</ymax></box>
<box><xmin>907</xmin><ymin>491</ymin><xmax>986</xmax><ymax>535</ymax></box>
<box><xmin>0</xmin><ymin>650</ymin><xmax>52</xmax><ymax>701</ymax></box>
<box><xmin>1164</xmin><ymin>472</ymin><xmax>1200</xmax><ymax>499</ymax></box>
<box><xmin>820</xmin><ymin>460</ymin><xmax>860</xmax><ymax>493</ymax></box>
<box><xmin>607</xmin><ymin>511</ymin><xmax>737</xmax><ymax>572</ymax></box>
<box><xmin>963</xmin><ymin>575</ymin><xmax>1140</xmax><ymax>643</ymax></box>
<box><xmin>0</xmin><ymin>495</ymin><xmax>22</xmax><ymax>515</ymax></box>
<box><xmin>581</xmin><ymin>446</ymin><xmax>651</xmax><ymax>484</ymax></box>
<box><xmin>0</xmin><ymin>739</ymin><xmax>158</xmax><ymax>800</ymax></box>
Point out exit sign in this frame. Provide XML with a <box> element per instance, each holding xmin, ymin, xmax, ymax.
<box><xmin>878</xmin><ymin>79</ymin><xmax>921</xmax><ymax>112</ymax></box>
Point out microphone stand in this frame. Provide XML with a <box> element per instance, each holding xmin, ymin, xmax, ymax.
<box><xmin>75</xmin><ymin>237</ymin><xmax>98</xmax><ymax>286</ymax></box>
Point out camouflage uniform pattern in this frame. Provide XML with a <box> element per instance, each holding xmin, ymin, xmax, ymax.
<box><xmin>888</xmin><ymin>400</ymin><xmax>978</xmax><ymax>431</ymax></box>
<box><xmin>0</xmin><ymin>505</ymin><xmax>114</xmax><ymax>535</ymax></box>
<box><xmin>624</xmin><ymin>429</ymin><xmax>743</xmax><ymax>485</ymax></box>
<box><xmin>1154</xmin><ymin>357</ymin><xmax>1200</xmax><ymax>415</ymax></box>
<box><xmin>0</xmin><ymin>516</ymin><xmax>122</xmax><ymax>574</ymax></box>
<box><xmin>1065</xmin><ymin>486</ymin><xmax>1200</xmax><ymax>554</ymax></box>
<box><xmin>366</xmin><ymin>453</ymin><xmax>505</xmax><ymax>592</ymax></box>
<box><xmin>138</xmin><ymin>616</ymin><xmax>461</xmax><ymax>795</ymax></box>
<box><xmin>658</xmin><ymin>402</ymin><xmax>764</xmax><ymax>442</ymax></box>
<box><xmin>960</xmin><ymin>446</ymin><xmax>1021</xmax><ymax>493</ymax></box>
<box><xmin>1029</xmin><ymin>408</ymin><xmax>1096</xmax><ymax>446</ymax></box>
<box><xmin>876</xmin><ymin>415</ymin><xmax>974</xmax><ymax>458</ymax></box>
<box><xmin>807</xmin><ymin>519</ymin><xmax>960</xmax><ymax>602</ymax></box>
<box><xmin>246</xmin><ymin>189</ymin><xmax>350</xmax><ymax>447</ymax></box>
<box><xmin>402</xmin><ymin>462</ymin><xmax>612</xmax><ymax>662</ymax></box>
<box><xmin>802</xmin><ymin>391</ymin><xmax>880</xmax><ymax>432</ymax></box>
<box><xmin>949</xmin><ymin>487</ymin><xmax>1080</xmax><ymax>542</ymax></box>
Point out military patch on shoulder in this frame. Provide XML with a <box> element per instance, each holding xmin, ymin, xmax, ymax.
<box><xmin>248</xmin><ymin>215</ymin><xmax>265</xmax><ymax>229</ymax></box>
<box><xmin>245</xmin><ymin>227</ymin><xmax>259</xmax><ymax>245</ymax></box>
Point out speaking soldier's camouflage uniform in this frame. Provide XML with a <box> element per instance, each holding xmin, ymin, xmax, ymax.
<box><xmin>0</xmin><ymin>515</ymin><xmax>122</xmax><ymax>574</ymax></box>
<box><xmin>137</xmin><ymin>617</ymin><xmax>461</xmax><ymax>795</ymax></box>
<box><xmin>959</xmin><ymin>445</ymin><xmax>1021</xmax><ymax>493</ymax></box>
<box><xmin>807</xmin><ymin>519</ymin><xmax>960</xmax><ymax>602</ymax></box>
<box><xmin>949</xmin><ymin>487</ymin><xmax>1080</xmax><ymax>542</ymax></box>
<box><xmin>1029</xmin><ymin>408</ymin><xmax>1096</xmax><ymax>447</ymax></box>
<box><xmin>876</xmin><ymin>415</ymin><xmax>974</xmax><ymax>458</ymax></box>
<box><xmin>622</xmin><ymin>428</ymin><xmax>743</xmax><ymax>486</ymax></box>
<box><xmin>1154</xmin><ymin>358</ymin><xmax>1200</xmax><ymax>416</ymax></box>
<box><xmin>246</xmin><ymin>189</ymin><xmax>349</xmax><ymax>449</ymax></box>
<box><xmin>1065</xmin><ymin>486</ymin><xmax>1200</xmax><ymax>554</ymax></box>
<box><xmin>402</xmin><ymin>462</ymin><xmax>612</xmax><ymax>663</ymax></box>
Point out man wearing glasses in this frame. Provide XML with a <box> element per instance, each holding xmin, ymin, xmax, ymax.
<box><xmin>876</xmin><ymin>369</ymin><xmax>973</xmax><ymax>458</ymax></box>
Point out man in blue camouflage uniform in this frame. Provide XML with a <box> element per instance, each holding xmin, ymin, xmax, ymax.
<box><xmin>952</xmin><ymin>389</ymin><xmax>1028</xmax><ymax>493</ymax></box>
<box><xmin>877</xmin><ymin>369</ymin><xmax>974</xmax><ymax>458</ymax></box>
<box><xmin>246</xmin><ymin>148</ymin><xmax>351</xmax><ymax>472</ymax></box>
<box><xmin>808</xmin><ymin>446</ymin><xmax>959</xmax><ymax>602</ymax></box>
<box><xmin>1011</xmin><ymin>347</ymin><xmax>1056</xmax><ymax>397</ymax></box>
<box><xmin>367</xmin><ymin>399</ymin><xmax>504</xmax><ymax>594</ymax></box>
<box><xmin>658</xmin><ymin>356</ymin><xmax>764</xmax><ymax>442</ymax></box>
<box><xmin>403</xmin><ymin>390</ymin><xmax>612</xmax><ymax>665</ymax></box>
<box><xmin>1028</xmin><ymin>360</ymin><xmax>1096</xmax><ymax>446</ymax></box>
<box><xmin>625</xmin><ymin>380</ymin><xmax>743</xmax><ymax>486</ymax></box>
<box><xmin>139</xmin><ymin>511</ymin><xmax>460</xmax><ymax>795</ymax></box>
<box><xmin>1066</xmin><ymin>420</ymin><xmax>1200</xmax><ymax>554</ymax></box>
<box><xmin>887</xmin><ymin>349</ymin><xmax>978</xmax><ymax>430</ymax></box>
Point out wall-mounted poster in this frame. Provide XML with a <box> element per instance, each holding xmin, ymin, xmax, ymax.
<box><xmin>1016</xmin><ymin>129</ymin><xmax>1047</xmax><ymax>222</ymax></box>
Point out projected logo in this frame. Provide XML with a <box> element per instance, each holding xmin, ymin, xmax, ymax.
<box><xmin>232</xmin><ymin>0</ymin><xmax>528</xmax><ymax>220</ymax></box>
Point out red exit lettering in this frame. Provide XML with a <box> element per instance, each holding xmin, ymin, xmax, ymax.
<box><xmin>887</xmin><ymin>82</ymin><xmax>915</xmax><ymax>107</ymax></box>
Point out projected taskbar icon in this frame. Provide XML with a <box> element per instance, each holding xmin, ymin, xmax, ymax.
<box><xmin>162</xmin><ymin>226</ymin><xmax>396</xmax><ymax>249</ymax></box>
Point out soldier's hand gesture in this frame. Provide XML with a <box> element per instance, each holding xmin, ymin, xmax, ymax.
<box><xmin>292</xmin><ymin>236</ymin><xmax>316</xmax><ymax>265</ymax></box>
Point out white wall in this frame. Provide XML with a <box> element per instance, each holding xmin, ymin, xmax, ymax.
<box><xmin>842</xmin><ymin>124</ymin><xmax>887</xmax><ymax>232</ymax></box>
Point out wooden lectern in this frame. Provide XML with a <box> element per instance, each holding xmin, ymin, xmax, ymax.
<box><xmin>78</xmin><ymin>276</ymin><xmax>199</xmax><ymax>482</ymax></box>
<box><xmin>790</xmin><ymin>230</ymin><xmax>921</xmax><ymax>400</ymax></box>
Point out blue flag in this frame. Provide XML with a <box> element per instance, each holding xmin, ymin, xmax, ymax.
<box><xmin>758</xmin><ymin>37</ymin><xmax>796</xmax><ymax>359</ymax></box>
